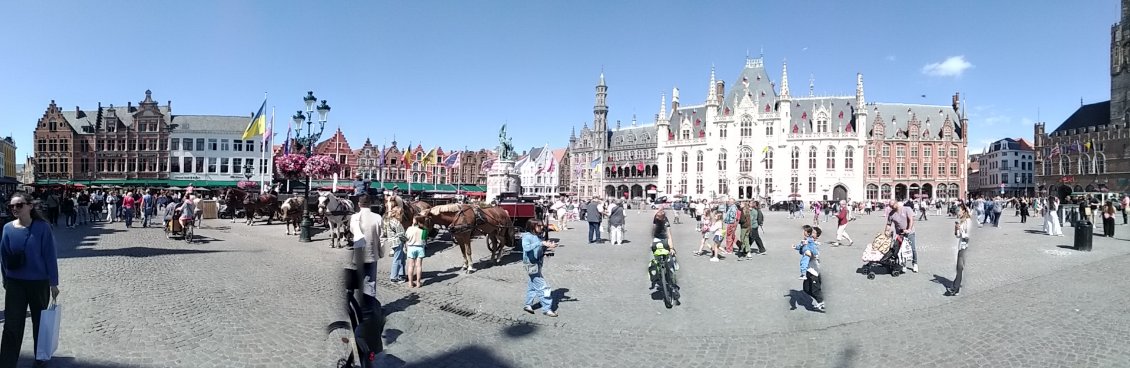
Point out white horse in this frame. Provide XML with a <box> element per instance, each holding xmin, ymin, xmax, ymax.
<box><xmin>280</xmin><ymin>196</ymin><xmax>305</xmax><ymax>236</ymax></box>
<box><xmin>317</xmin><ymin>192</ymin><xmax>355</xmax><ymax>248</ymax></box>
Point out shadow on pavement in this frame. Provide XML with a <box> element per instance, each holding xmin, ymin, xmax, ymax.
<box><xmin>502</xmin><ymin>323</ymin><xmax>538</xmax><ymax>339</ymax></box>
<box><xmin>930</xmin><ymin>274</ymin><xmax>953</xmax><ymax>289</ymax></box>
<box><xmin>551</xmin><ymin>288</ymin><xmax>577</xmax><ymax>310</ymax></box>
<box><xmin>402</xmin><ymin>345</ymin><xmax>516</xmax><ymax>368</ymax></box>
<box><xmin>17</xmin><ymin>355</ymin><xmax>143</xmax><ymax>368</ymax></box>
<box><xmin>833</xmin><ymin>344</ymin><xmax>860</xmax><ymax>368</ymax></box>
<box><xmin>55</xmin><ymin>224</ymin><xmax>231</xmax><ymax>259</ymax></box>
<box><xmin>383</xmin><ymin>294</ymin><xmax>421</xmax><ymax>317</ymax></box>
<box><xmin>61</xmin><ymin>246</ymin><xmax>229</xmax><ymax>259</ymax></box>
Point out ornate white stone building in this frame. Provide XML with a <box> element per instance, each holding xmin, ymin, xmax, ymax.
<box><xmin>656</xmin><ymin>56</ymin><xmax>869</xmax><ymax>203</ymax></box>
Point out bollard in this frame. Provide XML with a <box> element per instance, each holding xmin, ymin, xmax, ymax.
<box><xmin>300</xmin><ymin>216</ymin><xmax>313</xmax><ymax>242</ymax></box>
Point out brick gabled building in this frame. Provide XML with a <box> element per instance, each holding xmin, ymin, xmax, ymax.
<box><xmin>312</xmin><ymin>128</ymin><xmax>356</xmax><ymax>179</ymax></box>
<box><xmin>33</xmin><ymin>90</ymin><xmax>172</xmax><ymax>183</ymax></box>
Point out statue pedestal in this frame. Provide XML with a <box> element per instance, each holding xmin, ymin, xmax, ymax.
<box><xmin>486</xmin><ymin>159</ymin><xmax>520</xmax><ymax>203</ymax></box>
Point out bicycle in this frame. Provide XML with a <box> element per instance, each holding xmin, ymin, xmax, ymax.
<box><xmin>649</xmin><ymin>239</ymin><xmax>681</xmax><ymax>309</ymax></box>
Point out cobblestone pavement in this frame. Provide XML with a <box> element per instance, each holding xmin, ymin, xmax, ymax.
<box><xmin>5</xmin><ymin>210</ymin><xmax>1129</xmax><ymax>367</ymax></box>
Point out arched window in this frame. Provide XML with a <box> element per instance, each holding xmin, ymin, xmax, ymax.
<box><xmin>717</xmin><ymin>149</ymin><xmax>728</xmax><ymax>171</ymax></box>
<box><xmin>681</xmin><ymin>152</ymin><xmax>689</xmax><ymax>173</ymax></box>
<box><xmin>817</xmin><ymin>117</ymin><xmax>828</xmax><ymax>133</ymax></box>
<box><xmin>1079</xmin><ymin>154</ymin><xmax>1092</xmax><ymax>174</ymax></box>
<box><xmin>808</xmin><ymin>146</ymin><xmax>818</xmax><ymax>169</ymax></box>
<box><xmin>740</xmin><ymin>115</ymin><xmax>753</xmax><ymax>137</ymax></box>
<box><xmin>1096</xmin><ymin>152</ymin><xmax>1107</xmax><ymax>174</ymax></box>
<box><xmin>764</xmin><ymin>148</ymin><xmax>774</xmax><ymax>170</ymax></box>
<box><xmin>826</xmin><ymin>146</ymin><xmax>836</xmax><ymax>169</ymax></box>
<box><xmin>845</xmin><ymin>146</ymin><xmax>854</xmax><ymax>169</ymax></box>
<box><xmin>866</xmin><ymin>184</ymin><xmax>879</xmax><ymax>200</ymax></box>
<box><xmin>739</xmin><ymin>147</ymin><xmax>753</xmax><ymax>172</ymax></box>
<box><xmin>696</xmin><ymin>151</ymin><xmax>704</xmax><ymax>172</ymax></box>
<box><xmin>766</xmin><ymin>120</ymin><xmax>774</xmax><ymax>136</ymax></box>
<box><xmin>880</xmin><ymin>184</ymin><xmax>892</xmax><ymax>199</ymax></box>
<box><xmin>791</xmin><ymin>147</ymin><xmax>800</xmax><ymax>169</ymax></box>
<box><xmin>666</xmin><ymin>154</ymin><xmax>673</xmax><ymax>174</ymax></box>
<box><xmin>1060</xmin><ymin>155</ymin><xmax>1070</xmax><ymax>175</ymax></box>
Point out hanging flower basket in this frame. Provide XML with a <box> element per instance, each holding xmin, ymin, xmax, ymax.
<box><xmin>237</xmin><ymin>180</ymin><xmax>259</xmax><ymax>190</ymax></box>
<box><xmin>304</xmin><ymin>154</ymin><xmax>341</xmax><ymax>178</ymax></box>
<box><xmin>275</xmin><ymin>154</ymin><xmax>308</xmax><ymax>179</ymax></box>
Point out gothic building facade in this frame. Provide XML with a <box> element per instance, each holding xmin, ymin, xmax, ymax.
<box><xmin>568</xmin><ymin>73</ymin><xmax>660</xmax><ymax>199</ymax></box>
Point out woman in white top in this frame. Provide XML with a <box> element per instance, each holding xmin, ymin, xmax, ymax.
<box><xmin>404</xmin><ymin>215</ymin><xmax>427</xmax><ymax>288</ymax></box>
<box><xmin>947</xmin><ymin>204</ymin><xmax>973</xmax><ymax>296</ymax></box>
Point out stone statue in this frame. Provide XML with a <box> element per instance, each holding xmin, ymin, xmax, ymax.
<box><xmin>498</xmin><ymin>124</ymin><xmax>515</xmax><ymax>160</ymax></box>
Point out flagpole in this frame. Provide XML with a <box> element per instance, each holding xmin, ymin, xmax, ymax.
<box><xmin>260</xmin><ymin>106</ymin><xmax>272</xmax><ymax>193</ymax></box>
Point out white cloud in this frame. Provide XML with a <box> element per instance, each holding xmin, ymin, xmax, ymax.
<box><xmin>885</xmin><ymin>55</ymin><xmax>896</xmax><ymax>62</ymax></box>
<box><xmin>921</xmin><ymin>55</ymin><xmax>973</xmax><ymax>77</ymax></box>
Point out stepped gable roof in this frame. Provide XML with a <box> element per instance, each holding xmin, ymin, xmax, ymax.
<box><xmin>1051</xmin><ymin>101</ymin><xmax>1111</xmax><ymax>134</ymax></box>
<box><xmin>869</xmin><ymin>103</ymin><xmax>961</xmax><ymax>140</ymax></box>
<box><xmin>169</xmin><ymin>115</ymin><xmax>249</xmax><ymax>132</ymax></box>
<box><xmin>787</xmin><ymin>97</ymin><xmax>855</xmax><ymax>134</ymax></box>
<box><xmin>667</xmin><ymin>105</ymin><xmax>708</xmax><ymax>139</ymax></box>
<box><xmin>609</xmin><ymin>123</ymin><xmax>657</xmax><ymax>147</ymax></box>
<box><xmin>60</xmin><ymin>104</ymin><xmax>171</xmax><ymax>134</ymax></box>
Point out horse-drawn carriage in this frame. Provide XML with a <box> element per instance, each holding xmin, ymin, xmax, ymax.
<box><xmin>494</xmin><ymin>192</ymin><xmax>550</xmax><ymax>238</ymax></box>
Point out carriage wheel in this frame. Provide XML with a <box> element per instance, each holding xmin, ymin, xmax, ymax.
<box><xmin>867</xmin><ymin>272</ymin><xmax>876</xmax><ymax>280</ymax></box>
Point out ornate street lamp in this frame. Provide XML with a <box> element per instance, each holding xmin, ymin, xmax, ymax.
<box><xmin>293</xmin><ymin>91</ymin><xmax>330</xmax><ymax>242</ymax></box>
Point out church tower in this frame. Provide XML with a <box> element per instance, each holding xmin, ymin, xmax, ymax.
<box><xmin>1112</xmin><ymin>0</ymin><xmax>1130</xmax><ymax>125</ymax></box>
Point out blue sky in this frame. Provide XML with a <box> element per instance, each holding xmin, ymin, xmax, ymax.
<box><xmin>0</xmin><ymin>0</ymin><xmax>1119</xmax><ymax>161</ymax></box>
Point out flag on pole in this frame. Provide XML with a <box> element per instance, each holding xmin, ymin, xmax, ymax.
<box><xmin>481</xmin><ymin>158</ymin><xmax>496</xmax><ymax>172</ymax></box>
<box><xmin>283</xmin><ymin>118</ymin><xmax>292</xmax><ymax>155</ymax></box>
<box><xmin>442</xmin><ymin>151</ymin><xmax>460</xmax><ymax>168</ymax></box>
<box><xmin>546</xmin><ymin>158</ymin><xmax>555</xmax><ymax>173</ymax></box>
<box><xmin>422</xmin><ymin>148</ymin><xmax>438</xmax><ymax>166</ymax></box>
<box><xmin>403</xmin><ymin>142</ymin><xmax>414</xmax><ymax>169</ymax></box>
<box><xmin>378</xmin><ymin>145</ymin><xmax>385</xmax><ymax>168</ymax></box>
<box><xmin>1048</xmin><ymin>145</ymin><xmax>1061</xmax><ymax>158</ymax></box>
<box><xmin>263</xmin><ymin>110</ymin><xmax>274</xmax><ymax>146</ymax></box>
<box><xmin>241</xmin><ymin>98</ymin><xmax>268</xmax><ymax>140</ymax></box>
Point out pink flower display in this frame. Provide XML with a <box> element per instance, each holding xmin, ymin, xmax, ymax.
<box><xmin>275</xmin><ymin>154</ymin><xmax>308</xmax><ymax>179</ymax></box>
<box><xmin>237</xmin><ymin>180</ymin><xmax>259</xmax><ymax>190</ymax></box>
<box><xmin>304</xmin><ymin>154</ymin><xmax>341</xmax><ymax>178</ymax></box>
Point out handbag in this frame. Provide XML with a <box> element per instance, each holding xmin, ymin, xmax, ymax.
<box><xmin>3</xmin><ymin>224</ymin><xmax>35</xmax><ymax>271</ymax></box>
<box><xmin>525</xmin><ymin>262</ymin><xmax>541</xmax><ymax>275</ymax></box>
<box><xmin>36</xmin><ymin>302</ymin><xmax>62</xmax><ymax>360</ymax></box>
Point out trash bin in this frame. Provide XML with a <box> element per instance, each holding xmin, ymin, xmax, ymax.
<box><xmin>1074</xmin><ymin>220</ymin><xmax>1093</xmax><ymax>251</ymax></box>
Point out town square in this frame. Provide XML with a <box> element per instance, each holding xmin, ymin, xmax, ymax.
<box><xmin>1</xmin><ymin>1</ymin><xmax>1130</xmax><ymax>367</ymax></box>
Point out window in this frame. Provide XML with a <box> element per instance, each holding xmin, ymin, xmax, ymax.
<box><xmin>817</xmin><ymin>118</ymin><xmax>828</xmax><ymax>133</ymax></box>
<box><xmin>882</xmin><ymin>146</ymin><xmax>891</xmax><ymax>157</ymax></box>
<box><xmin>808</xmin><ymin>176</ymin><xmax>816</xmax><ymax>193</ymax></box>
<box><xmin>127</xmin><ymin>140</ymin><xmax>135</xmax><ymax>151</ymax></box>
<box><xmin>739</xmin><ymin>147</ymin><xmax>753</xmax><ymax>172</ymax></box>
<box><xmin>719</xmin><ymin>125</ymin><xmax>728</xmax><ymax>139</ymax></box>
<box><xmin>221</xmin><ymin>139</ymin><xmax>230</xmax><ymax>151</ymax></box>
<box><xmin>740</xmin><ymin>115</ymin><xmax>753</xmax><ymax>137</ymax></box>
<box><xmin>938</xmin><ymin>146</ymin><xmax>945</xmax><ymax>157</ymax></box>
<box><xmin>1060</xmin><ymin>156</ymin><xmax>1070</xmax><ymax>175</ymax></box>
<box><xmin>826</xmin><ymin>146</ymin><xmax>836</xmax><ymax>169</ymax></box>
<box><xmin>950</xmin><ymin>147</ymin><xmax>958</xmax><ymax>157</ymax></box>
<box><xmin>696</xmin><ymin>151</ymin><xmax>704</xmax><ymax>172</ymax></box>
<box><xmin>896</xmin><ymin>163</ymin><xmax>905</xmax><ymax>176</ymax></box>
<box><xmin>245</xmin><ymin>140</ymin><xmax>254</xmax><ymax>152</ymax></box>
<box><xmin>170</xmin><ymin>157</ymin><xmax>181</xmax><ymax>172</ymax></box>
<box><xmin>923</xmin><ymin>145</ymin><xmax>931</xmax><ymax>157</ymax></box>
<box><xmin>208</xmin><ymin>139</ymin><xmax>218</xmax><ymax>151</ymax></box>
<box><xmin>764</xmin><ymin>178</ymin><xmax>773</xmax><ymax>196</ymax></box>
<box><xmin>666</xmin><ymin>154</ymin><xmax>673</xmax><ymax>173</ymax></box>
<box><xmin>868</xmin><ymin>146</ymin><xmax>876</xmax><ymax>157</ymax></box>
<box><xmin>681</xmin><ymin>152</ymin><xmax>688</xmax><ymax>173</ymax></box>
<box><xmin>808</xmin><ymin>146</ymin><xmax>817</xmax><ymax>169</ymax></box>
<box><xmin>718</xmin><ymin>178</ymin><xmax>727</xmax><ymax>195</ymax></box>
<box><xmin>924</xmin><ymin>163</ymin><xmax>932</xmax><ymax>177</ymax></box>
<box><xmin>910</xmin><ymin>163</ymin><xmax>918</xmax><ymax>176</ymax></box>
<box><xmin>790</xmin><ymin>176</ymin><xmax>799</xmax><ymax>194</ymax></box>
<box><xmin>679</xmin><ymin>178</ymin><xmax>688</xmax><ymax>195</ymax></box>
<box><xmin>867</xmin><ymin>184</ymin><xmax>878</xmax><ymax>200</ymax></box>
<box><xmin>696</xmin><ymin>177</ymin><xmax>704</xmax><ymax>194</ymax></box>
<box><xmin>910</xmin><ymin>145</ymin><xmax>918</xmax><ymax>158</ymax></box>
<box><xmin>791</xmin><ymin>147</ymin><xmax>800</xmax><ymax>169</ymax></box>
<box><xmin>882</xmin><ymin>162</ymin><xmax>890</xmax><ymax>175</ymax></box>
<box><xmin>896</xmin><ymin>146</ymin><xmax>906</xmax><ymax>157</ymax></box>
<box><xmin>764</xmin><ymin>148</ymin><xmax>774</xmax><ymax>170</ymax></box>
<box><xmin>1079</xmin><ymin>155</ymin><xmax>1092</xmax><ymax>174</ymax></box>
<box><xmin>171</xmin><ymin>139</ymin><xmax>180</xmax><ymax>151</ymax></box>
<box><xmin>666</xmin><ymin>178</ymin><xmax>672</xmax><ymax>195</ymax></box>
<box><xmin>195</xmin><ymin>157</ymin><xmax>205</xmax><ymax>173</ymax></box>
<box><xmin>208</xmin><ymin>157</ymin><xmax>218</xmax><ymax>173</ymax></box>
<box><xmin>717</xmin><ymin>150</ymin><xmax>727</xmax><ymax>171</ymax></box>
<box><xmin>868</xmin><ymin>162</ymin><xmax>876</xmax><ymax>176</ymax></box>
<box><xmin>766</xmin><ymin>121</ymin><xmax>774</xmax><ymax>136</ymax></box>
<box><xmin>195</xmin><ymin>139</ymin><xmax>205</xmax><ymax>151</ymax></box>
<box><xmin>881</xmin><ymin>184</ymin><xmax>892</xmax><ymax>199</ymax></box>
<box><xmin>1097</xmin><ymin>153</ymin><xmax>1107</xmax><ymax>173</ymax></box>
<box><xmin>233</xmin><ymin>158</ymin><xmax>243</xmax><ymax>173</ymax></box>
<box><xmin>950</xmin><ymin>163</ymin><xmax>958</xmax><ymax>176</ymax></box>
<box><xmin>845</xmin><ymin>147</ymin><xmax>854</xmax><ymax>169</ymax></box>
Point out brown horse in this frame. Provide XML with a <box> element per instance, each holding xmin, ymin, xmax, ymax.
<box><xmin>279</xmin><ymin>196</ymin><xmax>305</xmax><ymax>235</ymax></box>
<box><xmin>223</xmin><ymin>188</ymin><xmax>280</xmax><ymax>226</ymax></box>
<box><xmin>383</xmin><ymin>196</ymin><xmax>430</xmax><ymax>230</ymax></box>
<box><xmin>422</xmin><ymin>203</ymin><xmax>512</xmax><ymax>273</ymax></box>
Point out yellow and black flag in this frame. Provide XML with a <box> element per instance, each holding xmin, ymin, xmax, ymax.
<box><xmin>241</xmin><ymin>99</ymin><xmax>267</xmax><ymax>140</ymax></box>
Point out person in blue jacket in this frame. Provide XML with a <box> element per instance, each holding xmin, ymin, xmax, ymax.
<box><xmin>521</xmin><ymin>220</ymin><xmax>558</xmax><ymax>317</ymax></box>
<box><xmin>1</xmin><ymin>192</ymin><xmax>62</xmax><ymax>367</ymax></box>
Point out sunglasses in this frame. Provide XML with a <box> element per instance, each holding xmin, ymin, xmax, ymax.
<box><xmin>8</xmin><ymin>203</ymin><xmax>27</xmax><ymax>210</ymax></box>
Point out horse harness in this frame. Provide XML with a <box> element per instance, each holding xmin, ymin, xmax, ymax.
<box><xmin>447</xmin><ymin>205</ymin><xmax>491</xmax><ymax>236</ymax></box>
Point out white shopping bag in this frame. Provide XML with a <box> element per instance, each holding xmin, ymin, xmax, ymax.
<box><xmin>35</xmin><ymin>303</ymin><xmax>61</xmax><ymax>361</ymax></box>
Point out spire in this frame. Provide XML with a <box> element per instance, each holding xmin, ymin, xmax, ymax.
<box><xmin>570</xmin><ymin>125</ymin><xmax>576</xmax><ymax>139</ymax></box>
<box><xmin>598</xmin><ymin>69</ymin><xmax>606</xmax><ymax>87</ymax></box>
<box><xmin>809</xmin><ymin>74</ymin><xmax>815</xmax><ymax>97</ymax></box>
<box><xmin>631</xmin><ymin>114</ymin><xmax>637</xmax><ymax>127</ymax></box>
<box><xmin>856</xmin><ymin>73</ymin><xmax>866</xmax><ymax>107</ymax></box>
<box><xmin>707</xmin><ymin>65</ymin><xmax>718</xmax><ymax>106</ymax></box>
<box><xmin>672</xmin><ymin>86</ymin><xmax>680</xmax><ymax>104</ymax></box>
<box><xmin>658</xmin><ymin>93</ymin><xmax>667</xmax><ymax>124</ymax></box>
<box><xmin>780</xmin><ymin>60</ymin><xmax>791</xmax><ymax>99</ymax></box>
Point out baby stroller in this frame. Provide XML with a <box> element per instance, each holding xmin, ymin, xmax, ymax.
<box><xmin>860</xmin><ymin>233</ymin><xmax>911</xmax><ymax>279</ymax></box>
